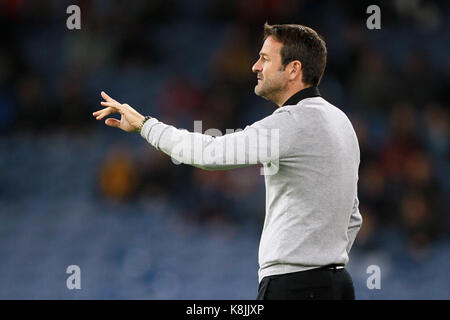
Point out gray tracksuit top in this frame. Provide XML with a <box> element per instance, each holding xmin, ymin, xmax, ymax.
<box><xmin>140</xmin><ymin>86</ymin><xmax>362</xmax><ymax>282</ymax></box>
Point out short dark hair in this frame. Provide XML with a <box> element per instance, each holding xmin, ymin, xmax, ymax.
<box><xmin>263</xmin><ymin>22</ymin><xmax>327</xmax><ymax>86</ymax></box>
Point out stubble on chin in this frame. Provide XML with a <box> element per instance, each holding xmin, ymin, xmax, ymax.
<box><xmin>255</xmin><ymin>80</ymin><xmax>270</xmax><ymax>100</ymax></box>
<box><xmin>254</xmin><ymin>83</ymin><xmax>263</xmax><ymax>97</ymax></box>
<box><xmin>255</xmin><ymin>81</ymin><xmax>278</xmax><ymax>103</ymax></box>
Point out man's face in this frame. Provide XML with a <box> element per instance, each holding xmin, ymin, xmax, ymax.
<box><xmin>252</xmin><ymin>36</ymin><xmax>288</xmax><ymax>103</ymax></box>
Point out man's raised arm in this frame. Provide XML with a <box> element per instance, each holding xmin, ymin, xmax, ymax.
<box><xmin>93</xmin><ymin>91</ymin><xmax>293</xmax><ymax>174</ymax></box>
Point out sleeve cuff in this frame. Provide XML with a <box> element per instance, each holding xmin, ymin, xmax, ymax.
<box><xmin>140</xmin><ymin>117</ymin><xmax>159</xmax><ymax>139</ymax></box>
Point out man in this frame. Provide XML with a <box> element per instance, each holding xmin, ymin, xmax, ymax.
<box><xmin>93</xmin><ymin>23</ymin><xmax>362</xmax><ymax>300</ymax></box>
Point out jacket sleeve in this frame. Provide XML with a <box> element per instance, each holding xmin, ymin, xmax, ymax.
<box><xmin>346</xmin><ymin>196</ymin><xmax>363</xmax><ymax>254</ymax></box>
<box><xmin>139</xmin><ymin>110</ymin><xmax>297</xmax><ymax>174</ymax></box>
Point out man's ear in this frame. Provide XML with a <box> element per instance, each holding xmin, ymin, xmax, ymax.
<box><xmin>288</xmin><ymin>60</ymin><xmax>302</xmax><ymax>81</ymax></box>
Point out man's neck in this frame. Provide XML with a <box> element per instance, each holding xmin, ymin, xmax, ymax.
<box><xmin>276</xmin><ymin>84</ymin><xmax>311</xmax><ymax>107</ymax></box>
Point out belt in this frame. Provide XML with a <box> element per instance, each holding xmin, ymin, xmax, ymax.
<box><xmin>321</xmin><ymin>264</ymin><xmax>345</xmax><ymax>270</ymax></box>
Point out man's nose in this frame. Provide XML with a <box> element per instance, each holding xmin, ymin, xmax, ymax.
<box><xmin>252</xmin><ymin>60</ymin><xmax>262</xmax><ymax>73</ymax></box>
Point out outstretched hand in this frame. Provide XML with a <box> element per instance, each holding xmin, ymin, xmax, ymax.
<box><xmin>93</xmin><ymin>91</ymin><xmax>146</xmax><ymax>133</ymax></box>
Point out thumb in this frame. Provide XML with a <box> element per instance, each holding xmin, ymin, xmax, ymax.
<box><xmin>105</xmin><ymin>118</ymin><xmax>121</xmax><ymax>128</ymax></box>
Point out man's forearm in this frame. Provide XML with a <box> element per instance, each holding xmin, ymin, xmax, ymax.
<box><xmin>139</xmin><ymin>117</ymin><xmax>275</xmax><ymax>171</ymax></box>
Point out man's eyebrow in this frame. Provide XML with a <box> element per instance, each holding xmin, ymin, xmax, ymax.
<box><xmin>259</xmin><ymin>52</ymin><xmax>269</xmax><ymax>57</ymax></box>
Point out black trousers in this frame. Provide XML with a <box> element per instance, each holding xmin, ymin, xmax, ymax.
<box><xmin>257</xmin><ymin>265</ymin><xmax>355</xmax><ymax>300</ymax></box>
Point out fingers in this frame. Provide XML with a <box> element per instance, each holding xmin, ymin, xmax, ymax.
<box><xmin>100</xmin><ymin>100</ymin><xmax>122</xmax><ymax>110</ymax></box>
<box><xmin>105</xmin><ymin>118</ymin><xmax>121</xmax><ymax>128</ymax></box>
<box><xmin>93</xmin><ymin>91</ymin><xmax>123</xmax><ymax>120</ymax></box>
<box><xmin>92</xmin><ymin>107</ymin><xmax>114</xmax><ymax>120</ymax></box>
<box><xmin>101</xmin><ymin>91</ymin><xmax>116</xmax><ymax>103</ymax></box>
<box><xmin>93</xmin><ymin>107</ymin><xmax>108</xmax><ymax>116</ymax></box>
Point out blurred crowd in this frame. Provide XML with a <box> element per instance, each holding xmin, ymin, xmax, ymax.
<box><xmin>0</xmin><ymin>0</ymin><xmax>448</xmax><ymax>262</ymax></box>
